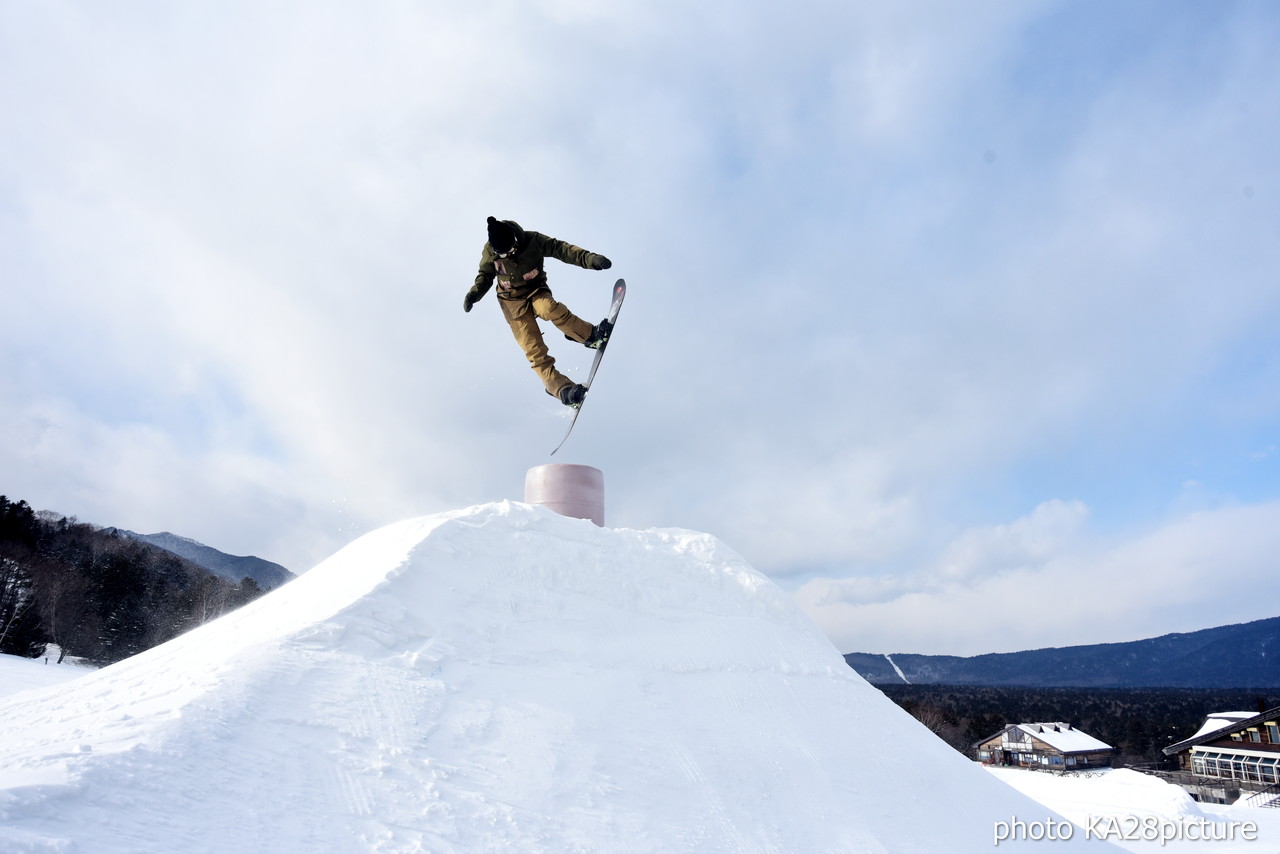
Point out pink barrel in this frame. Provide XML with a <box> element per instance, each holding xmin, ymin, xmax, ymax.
<box><xmin>524</xmin><ymin>464</ymin><xmax>605</xmax><ymax>527</ymax></box>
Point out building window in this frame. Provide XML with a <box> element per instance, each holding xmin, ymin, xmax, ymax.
<box><xmin>1268</xmin><ymin>724</ymin><xmax>1279</xmax><ymax>744</ymax></box>
<box><xmin>1250</xmin><ymin>730</ymin><xmax>1262</xmax><ymax>743</ymax></box>
<box><xmin>1199</xmin><ymin>753</ymin><xmax>1280</xmax><ymax>783</ymax></box>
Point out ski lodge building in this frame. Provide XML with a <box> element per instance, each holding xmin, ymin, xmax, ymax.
<box><xmin>974</xmin><ymin>722</ymin><xmax>1114</xmax><ymax>770</ymax></box>
<box><xmin>1157</xmin><ymin>706</ymin><xmax>1280</xmax><ymax>805</ymax></box>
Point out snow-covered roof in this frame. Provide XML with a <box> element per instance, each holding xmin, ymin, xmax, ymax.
<box><xmin>1015</xmin><ymin>722</ymin><xmax>1113</xmax><ymax>753</ymax></box>
<box><xmin>1189</xmin><ymin>711</ymin><xmax>1257</xmax><ymax>740</ymax></box>
<box><xmin>1164</xmin><ymin>707</ymin><xmax>1280</xmax><ymax>756</ymax></box>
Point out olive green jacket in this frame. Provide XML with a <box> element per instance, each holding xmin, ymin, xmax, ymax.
<box><xmin>468</xmin><ymin>220</ymin><xmax>607</xmax><ymax>305</ymax></box>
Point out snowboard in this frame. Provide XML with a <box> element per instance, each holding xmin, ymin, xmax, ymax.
<box><xmin>551</xmin><ymin>278</ymin><xmax>626</xmax><ymax>456</ymax></box>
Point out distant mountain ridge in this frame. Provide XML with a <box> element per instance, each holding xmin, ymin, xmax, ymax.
<box><xmin>844</xmin><ymin>616</ymin><xmax>1280</xmax><ymax>688</ymax></box>
<box><xmin>114</xmin><ymin>530</ymin><xmax>294</xmax><ymax>590</ymax></box>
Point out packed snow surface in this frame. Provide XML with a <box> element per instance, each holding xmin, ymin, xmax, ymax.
<box><xmin>0</xmin><ymin>652</ymin><xmax>92</xmax><ymax>698</ymax></box>
<box><xmin>988</xmin><ymin>767</ymin><xmax>1280</xmax><ymax>853</ymax></box>
<box><xmin>0</xmin><ymin>502</ymin><xmax>1118</xmax><ymax>853</ymax></box>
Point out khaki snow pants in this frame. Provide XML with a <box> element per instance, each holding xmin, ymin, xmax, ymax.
<box><xmin>499</xmin><ymin>288</ymin><xmax>594</xmax><ymax>397</ymax></box>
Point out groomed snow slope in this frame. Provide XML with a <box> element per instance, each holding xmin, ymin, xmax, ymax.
<box><xmin>0</xmin><ymin>502</ymin><xmax>1119</xmax><ymax>853</ymax></box>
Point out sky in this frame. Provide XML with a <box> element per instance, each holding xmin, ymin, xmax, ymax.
<box><xmin>2</xmin><ymin>0</ymin><xmax>1278</xmax><ymax>657</ymax></box>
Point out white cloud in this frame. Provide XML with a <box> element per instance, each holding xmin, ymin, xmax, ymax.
<box><xmin>935</xmin><ymin>499</ymin><xmax>1089</xmax><ymax>581</ymax></box>
<box><xmin>796</xmin><ymin>501</ymin><xmax>1280</xmax><ymax>656</ymax></box>
<box><xmin>3</xmin><ymin>1</ymin><xmax>1279</xmax><ymax>653</ymax></box>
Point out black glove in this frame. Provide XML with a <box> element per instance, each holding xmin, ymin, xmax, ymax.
<box><xmin>463</xmin><ymin>292</ymin><xmax>478</xmax><ymax>313</ymax></box>
<box><xmin>589</xmin><ymin>254</ymin><xmax>612</xmax><ymax>271</ymax></box>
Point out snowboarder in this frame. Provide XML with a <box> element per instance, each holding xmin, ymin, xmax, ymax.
<box><xmin>464</xmin><ymin>216</ymin><xmax>614</xmax><ymax>406</ymax></box>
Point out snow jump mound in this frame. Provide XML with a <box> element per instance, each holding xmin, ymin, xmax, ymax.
<box><xmin>0</xmin><ymin>502</ymin><xmax>1114</xmax><ymax>853</ymax></box>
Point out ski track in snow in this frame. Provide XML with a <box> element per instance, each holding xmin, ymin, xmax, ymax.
<box><xmin>1</xmin><ymin>501</ymin><xmax>1135</xmax><ymax>853</ymax></box>
<box><xmin>884</xmin><ymin>653</ymin><xmax>911</xmax><ymax>684</ymax></box>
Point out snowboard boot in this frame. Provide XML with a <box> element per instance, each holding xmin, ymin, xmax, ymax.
<box><xmin>583</xmin><ymin>318</ymin><xmax>613</xmax><ymax>350</ymax></box>
<box><xmin>557</xmin><ymin>382</ymin><xmax>587</xmax><ymax>408</ymax></box>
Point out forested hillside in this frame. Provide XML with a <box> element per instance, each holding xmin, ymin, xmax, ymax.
<box><xmin>0</xmin><ymin>495</ymin><xmax>267</xmax><ymax>665</ymax></box>
<box><xmin>883</xmin><ymin>684</ymin><xmax>1280</xmax><ymax>766</ymax></box>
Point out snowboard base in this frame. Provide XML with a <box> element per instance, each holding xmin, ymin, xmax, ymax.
<box><xmin>551</xmin><ymin>279</ymin><xmax>626</xmax><ymax>456</ymax></box>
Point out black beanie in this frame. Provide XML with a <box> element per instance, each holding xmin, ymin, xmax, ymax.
<box><xmin>487</xmin><ymin>216</ymin><xmax>517</xmax><ymax>253</ymax></box>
